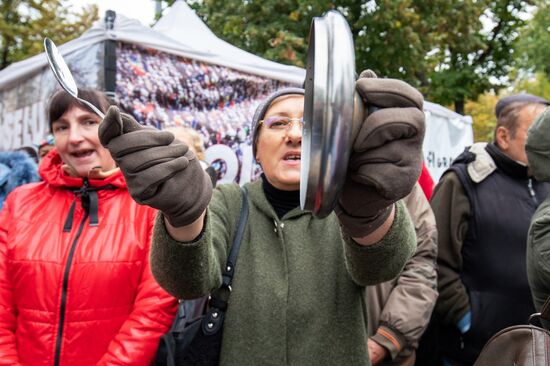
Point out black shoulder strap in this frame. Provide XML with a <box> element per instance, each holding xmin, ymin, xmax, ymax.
<box><xmin>208</xmin><ymin>187</ymin><xmax>248</xmax><ymax>307</ymax></box>
<box><xmin>528</xmin><ymin>296</ymin><xmax>550</xmax><ymax>325</ymax></box>
<box><xmin>203</xmin><ymin>187</ymin><xmax>249</xmax><ymax>334</ymax></box>
<box><xmin>221</xmin><ymin>186</ymin><xmax>249</xmax><ymax>287</ymax></box>
<box><xmin>541</xmin><ymin>296</ymin><xmax>550</xmax><ymax>322</ymax></box>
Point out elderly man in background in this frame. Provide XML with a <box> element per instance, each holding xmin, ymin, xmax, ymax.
<box><xmin>430</xmin><ymin>93</ymin><xmax>550</xmax><ymax>365</ymax></box>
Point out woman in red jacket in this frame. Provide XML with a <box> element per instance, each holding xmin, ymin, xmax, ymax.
<box><xmin>0</xmin><ymin>89</ymin><xmax>177</xmax><ymax>366</ymax></box>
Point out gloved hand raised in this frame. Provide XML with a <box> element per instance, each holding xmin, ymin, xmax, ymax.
<box><xmin>336</xmin><ymin>70</ymin><xmax>425</xmax><ymax>237</ymax></box>
<box><xmin>99</xmin><ymin>106</ymin><xmax>212</xmax><ymax>228</ymax></box>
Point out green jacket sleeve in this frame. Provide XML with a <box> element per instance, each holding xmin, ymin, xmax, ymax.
<box><xmin>342</xmin><ymin>200</ymin><xmax>417</xmax><ymax>287</ymax></box>
<box><xmin>431</xmin><ymin>171</ymin><xmax>471</xmax><ymax>325</ymax></box>
<box><xmin>150</xmin><ymin>184</ymin><xmax>242</xmax><ymax>299</ymax></box>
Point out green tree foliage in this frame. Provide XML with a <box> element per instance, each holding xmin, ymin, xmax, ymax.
<box><xmin>183</xmin><ymin>0</ymin><xmax>312</xmax><ymax>67</ymax></box>
<box><xmin>465</xmin><ymin>93</ymin><xmax>499</xmax><ymax>142</ymax></box>
<box><xmin>515</xmin><ymin>1</ymin><xmax>550</xmax><ymax>78</ymax></box>
<box><xmin>182</xmin><ymin>0</ymin><xmax>436</xmax><ymax>77</ymax></box>
<box><xmin>426</xmin><ymin>0</ymin><xmax>529</xmax><ymax>114</ymax></box>
<box><xmin>0</xmin><ymin>0</ymin><xmax>98</xmax><ymax>70</ymax></box>
<box><xmin>352</xmin><ymin>1</ymin><xmax>433</xmax><ymax>85</ymax></box>
<box><xmin>167</xmin><ymin>0</ymin><xmax>529</xmax><ymax>115</ymax></box>
<box><xmin>513</xmin><ymin>72</ymin><xmax>550</xmax><ymax>101</ymax></box>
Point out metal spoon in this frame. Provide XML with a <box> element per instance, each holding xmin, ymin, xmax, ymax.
<box><xmin>44</xmin><ymin>37</ymin><xmax>105</xmax><ymax>119</ymax></box>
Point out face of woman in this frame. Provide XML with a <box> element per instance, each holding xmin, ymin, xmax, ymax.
<box><xmin>51</xmin><ymin>105</ymin><xmax>116</xmax><ymax>177</ymax></box>
<box><xmin>255</xmin><ymin>95</ymin><xmax>304</xmax><ymax>191</ymax></box>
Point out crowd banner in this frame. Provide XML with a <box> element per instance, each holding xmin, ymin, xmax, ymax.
<box><xmin>116</xmin><ymin>43</ymin><xmax>287</xmax><ymax>183</ymax></box>
<box><xmin>0</xmin><ymin>5</ymin><xmax>473</xmax><ymax>185</ymax></box>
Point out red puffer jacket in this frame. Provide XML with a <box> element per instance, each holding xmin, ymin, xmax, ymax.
<box><xmin>0</xmin><ymin>150</ymin><xmax>177</xmax><ymax>366</ymax></box>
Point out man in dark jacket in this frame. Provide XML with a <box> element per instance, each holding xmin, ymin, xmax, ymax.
<box><xmin>430</xmin><ymin>93</ymin><xmax>550</xmax><ymax>365</ymax></box>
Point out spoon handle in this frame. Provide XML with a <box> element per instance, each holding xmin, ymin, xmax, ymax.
<box><xmin>79</xmin><ymin>98</ymin><xmax>105</xmax><ymax>119</ymax></box>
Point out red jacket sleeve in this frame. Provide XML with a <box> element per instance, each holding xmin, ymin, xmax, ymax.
<box><xmin>418</xmin><ymin>162</ymin><xmax>435</xmax><ymax>200</ymax></box>
<box><xmin>0</xmin><ymin>196</ymin><xmax>23</xmax><ymax>365</ymax></box>
<box><xmin>96</xmin><ymin>210</ymin><xmax>177</xmax><ymax>366</ymax></box>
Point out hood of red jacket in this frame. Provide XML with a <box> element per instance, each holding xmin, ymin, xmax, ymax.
<box><xmin>39</xmin><ymin>149</ymin><xmax>126</xmax><ymax>189</ymax></box>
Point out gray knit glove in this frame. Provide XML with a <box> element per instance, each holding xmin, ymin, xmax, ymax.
<box><xmin>99</xmin><ymin>106</ymin><xmax>212</xmax><ymax>227</ymax></box>
<box><xmin>335</xmin><ymin>70</ymin><xmax>425</xmax><ymax>237</ymax></box>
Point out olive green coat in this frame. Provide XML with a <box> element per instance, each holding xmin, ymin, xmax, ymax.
<box><xmin>526</xmin><ymin>108</ymin><xmax>550</xmax><ymax>328</ymax></box>
<box><xmin>151</xmin><ymin>180</ymin><xmax>416</xmax><ymax>366</ymax></box>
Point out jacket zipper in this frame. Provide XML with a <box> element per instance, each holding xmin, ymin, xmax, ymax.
<box><xmin>527</xmin><ymin>178</ymin><xmax>537</xmax><ymax>204</ymax></box>
<box><xmin>53</xmin><ymin>198</ymin><xmax>89</xmax><ymax>366</ymax></box>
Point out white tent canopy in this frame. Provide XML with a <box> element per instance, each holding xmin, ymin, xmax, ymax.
<box><xmin>0</xmin><ymin>15</ymin><xmax>212</xmax><ymax>91</ymax></box>
<box><xmin>153</xmin><ymin>0</ymin><xmax>305</xmax><ymax>84</ymax></box>
<box><xmin>0</xmin><ymin>7</ymin><xmax>305</xmax><ymax>91</ymax></box>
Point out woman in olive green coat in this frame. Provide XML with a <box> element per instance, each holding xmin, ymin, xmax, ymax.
<box><xmin>98</xmin><ymin>71</ymin><xmax>426</xmax><ymax>365</ymax></box>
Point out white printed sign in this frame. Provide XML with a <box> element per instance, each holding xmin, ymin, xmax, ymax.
<box><xmin>423</xmin><ymin>102</ymin><xmax>474</xmax><ymax>182</ymax></box>
<box><xmin>0</xmin><ymin>101</ymin><xmax>48</xmax><ymax>150</ymax></box>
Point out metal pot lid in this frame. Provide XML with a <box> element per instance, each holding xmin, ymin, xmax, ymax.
<box><xmin>300</xmin><ymin>10</ymin><xmax>357</xmax><ymax>218</ymax></box>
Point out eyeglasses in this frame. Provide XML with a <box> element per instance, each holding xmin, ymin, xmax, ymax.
<box><xmin>259</xmin><ymin>116</ymin><xmax>304</xmax><ymax>131</ymax></box>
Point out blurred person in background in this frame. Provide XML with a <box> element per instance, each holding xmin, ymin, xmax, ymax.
<box><xmin>525</xmin><ymin>107</ymin><xmax>550</xmax><ymax>328</ymax></box>
<box><xmin>0</xmin><ymin>88</ymin><xmax>177</xmax><ymax>365</ymax></box>
<box><xmin>37</xmin><ymin>134</ymin><xmax>55</xmax><ymax>161</ymax></box>
<box><xmin>0</xmin><ymin>151</ymin><xmax>39</xmax><ymax>210</ymax></box>
<box><xmin>14</xmin><ymin>146</ymin><xmax>39</xmax><ymax>164</ymax></box>
<box><xmin>366</xmin><ymin>183</ymin><xmax>438</xmax><ymax>366</ymax></box>
<box><xmin>164</xmin><ymin>125</ymin><xmax>217</xmax><ymax>187</ymax></box>
<box><xmin>418</xmin><ymin>162</ymin><xmax>435</xmax><ymax>200</ymax></box>
<box><xmin>430</xmin><ymin>93</ymin><xmax>550</xmax><ymax>365</ymax></box>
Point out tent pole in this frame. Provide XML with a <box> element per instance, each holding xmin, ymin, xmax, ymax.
<box><xmin>104</xmin><ymin>10</ymin><xmax>117</xmax><ymax>99</ymax></box>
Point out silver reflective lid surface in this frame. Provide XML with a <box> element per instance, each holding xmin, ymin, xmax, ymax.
<box><xmin>300</xmin><ymin>11</ymin><xmax>356</xmax><ymax>218</ymax></box>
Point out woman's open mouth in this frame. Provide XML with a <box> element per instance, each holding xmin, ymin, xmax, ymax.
<box><xmin>284</xmin><ymin>154</ymin><xmax>301</xmax><ymax>161</ymax></box>
<box><xmin>71</xmin><ymin>149</ymin><xmax>95</xmax><ymax>159</ymax></box>
<box><xmin>283</xmin><ymin>151</ymin><xmax>301</xmax><ymax>161</ymax></box>
<box><xmin>282</xmin><ymin>151</ymin><xmax>301</xmax><ymax>166</ymax></box>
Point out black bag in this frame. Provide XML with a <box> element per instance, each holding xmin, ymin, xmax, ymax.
<box><xmin>153</xmin><ymin>187</ymin><xmax>249</xmax><ymax>366</ymax></box>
